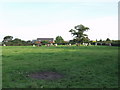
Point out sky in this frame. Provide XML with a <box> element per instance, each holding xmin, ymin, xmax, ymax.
<box><xmin>0</xmin><ymin>0</ymin><xmax>119</xmax><ymax>41</ymax></box>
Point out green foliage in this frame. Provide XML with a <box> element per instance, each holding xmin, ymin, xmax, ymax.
<box><xmin>111</xmin><ymin>40</ymin><xmax>120</xmax><ymax>46</ymax></box>
<box><xmin>2</xmin><ymin>36</ymin><xmax>33</xmax><ymax>46</ymax></box>
<box><xmin>106</xmin><ymin>38</ymin><xmax>111</xmax><ymax>41</ymax></box>
<box><xmin>81</xmin><ymin>37</ymin><xmax>90</xmax><ymax>43</ymax></box>
<box><xmin>3</xmin><ymin>36</ymin><xmax>13</xmax><ymax>40</ymax></box>
<box><xmin>69</xmin><ymin>39</ymin><xmax>77</xmax><ymax>44</ymax></box>
<box><xmin>55</xmin><ymin>36</ymin><xmax>64</xmax><ymax>44</ymax></box>
<box><xmin>3</xmin><ymin>38</ymin><xmax>32</xmax><ymax>46</ymax></box>
<box><xmin>3</xmin><ymin>36</ymin><xmax>13</xmax><ymax>42</ymax></box>
<box><xmin>41</xmin><ymin>40</ymin><xmax>49</xmax><ymax>44</ymax></box>
<box><xmin>91</xmin><ymin>39</ymin><xmax>120</xmax><ymax>46</ymax></box>
<box><xmin>99</xmin><ymin>39</ymin><xmax>103</xmax><ymax>42</ymax></box>
<box><xmin>2</xmin><ymin>46</ymin><xmax>118</xmax><ymax>88</ymax></box>
<box><xmin>69</xmin><ymin>24</ymin><xmax>90</xmax><ymax>43</ymax></box>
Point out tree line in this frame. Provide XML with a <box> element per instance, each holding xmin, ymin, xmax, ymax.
<box><xmin>2</xmin><ymin>36</ymin><xmax>32</xmax><ymax>46</ymax></box>
<box><xmin>1</xmin><ymin>24</ymin><xmax>120</xmax><ymax>46</ymax></box>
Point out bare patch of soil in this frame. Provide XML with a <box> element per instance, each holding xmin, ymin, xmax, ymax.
<box><xmin>29</xmin><ymin>71</ymin><xmax>64</xmax><ymax>80</ymax></box>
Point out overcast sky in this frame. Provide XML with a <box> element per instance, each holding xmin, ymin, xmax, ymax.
<box><xmin>0</xmin><ymin>0</ymin><xmax>118</xmax><ymax>41</ymax></box>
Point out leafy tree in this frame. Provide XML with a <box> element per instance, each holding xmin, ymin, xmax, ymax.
<box><xmin>69</xmin><ymin>39</ymin><xmax>77</xmax><ymax>44</ymax></box>
<box><xmin>12</xmin><ymin>38</ymin><xmax>23</xmax><ymax>45</ymax></box>
<box><xmin>82</xmin><ymin>37</ymin><xmax>90</xmax><ymax>43</ymax></box>
<box><xmin>27</xmin><ymin>40</ymin><xmax>32</xmax><ymax>43</ymax></box>
<box><xmin>3</xmin><ymin>36</ymin><xmax>13</xmax><ymax>42</ymax></box>
<box><xmin>105</xmin><ymin>38</ymin><xmax>112</xmax><ymax>45</ymax></box>
<box><xmin>99</xmin><ymin>39</ymin><xmax>102</xmax><ymax>42</ymax></box>
<box><xmin>2</xmin><ymin>36</ymin><xmax>32</xmax><ymax>46</ymax></box>
<box><xmin>106</xmin><ymin>38</ymin><xmax>111</xmax><ymax>41</ymax></box>
<box><xmin>26</xmin><ymin>40</ymin><xmax>32</xmax><ymax>44</ymax></box>
<box><xmin>99</xmin><ymin>39</ymin><xmax>103</xmax><ymax>45</ymax></box>
<box><xmin>55</xmin><ymin>36</ymin><xmax>64</xmax><ymax>44</ymax></box>
<box><xmin>69</xmin><ymin>24</ymin><xmax>89</xmax><ymax>43</ymax></box>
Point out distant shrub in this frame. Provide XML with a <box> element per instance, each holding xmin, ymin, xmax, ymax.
<box><xmin>111</xmin><ymin>41</ymin><xmax>120</xmax><ymax>46</ymax></box>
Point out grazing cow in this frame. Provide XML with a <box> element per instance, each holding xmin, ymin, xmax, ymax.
<box><xmin>109</xmin><ymin>43</ymin><xmax>111</xmax><ymax>46</ymax></box>
<box><xmin>33</xmin><ymin>45</ymin><xmax>36</xmax><ymax>47</ymax></box>
<box><xmin>54</xmin><ymin>44</ymin><xmax>57</xmax><ymax>46</ymax></box>
<box><xmin>69</xmin><ymin>43</ymin><xmax>71</xmax><ymax>46</ymax></box>
<box><xmin>76</xmin><ymin>43</ymin><xmax>80</xmax><ymax>46</ymax></box>
<box><xmin>50</xmin><ymin>43</ymin><xmax>53</xmax><ymax>46</ymax></box>
<box><xmin>3</xmin><ymin>44</ymin><xmax>6</xmax><ymax>46</ymax></box>
<box><xmin>84</xmin><ymin>43</ymin><xmax>88</xmax><ymax>46</ymax></box>
<box><xmin>47</xmin><ymin>44</ymin><xmax>50</xmax><ymax>47</ymax></box>
<box><xmin>95</xmin><ymin>43</ymin><xmax>97</xmax><ymax>46</ymax></box>
<box><xmin>89</xmin><ymin>43</ymin><xmax>91</xmax><ymax>46</ymax></box>
<box><xmin>37</xmin><ymin>44</ymin><xmax>42</xmax><ymax>47</ymax></box>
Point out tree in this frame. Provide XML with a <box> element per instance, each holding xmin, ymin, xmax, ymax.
<box><xmin>82</xmin><ymin>37</ymin><xmax>90</xmax><ymax>43</ymax></box>
<box><xmin>99</xmin><ymin>39</ymin><xmax>103</xmax><ymax>45</ymax></box>
<box><xmin>99</xmin><ymin>39</ymin><xmax>102</xmax><ymax>42</ymax></box>
<box><xmin>105</xmin><ymin>38</ymin><xmax>112</xmax><ymax>46</ymax></box>
<box><xmin>106</xmin><ymin>38</ymin><xmax>111</xmax><ymax>41</ymax></box>
<box><xmin>55</xmin><ymin>36</ymin><xmax>64</xmax><ymax>44</ymax></box>
<box><xmin>3</xmin><ymin>36</ymin><xmax>13</xmax><ymax>42</ymax></box>
<box><xmin>69</xmin><ymin>39</ymin><xmax>77</xmax><ymax>44</ymax></box>
<box><xmin>12</xmin><ymin>38</ymin><xmax>23</xmax><ymax>45</ymax></box>
<box><xmin>69</xmin><ymin>24</ymin><xmax>89</xmax><ymax>43</ymax></box>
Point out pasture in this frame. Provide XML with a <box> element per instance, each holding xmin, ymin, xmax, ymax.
<box><xmin>2</xmin><ymin>46</ymin><xmax>118</xmax><ymax>88</ymax></box>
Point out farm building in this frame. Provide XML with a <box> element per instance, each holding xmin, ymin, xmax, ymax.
<box><xmin>32</xmin><ymin>38</ymin><xmax>54</xmax><ymax>44</ymax></box>
<box><xmin>37</xmin><ymin>38</ymin><xmax>54</xmax><ymax>43</ymax></box>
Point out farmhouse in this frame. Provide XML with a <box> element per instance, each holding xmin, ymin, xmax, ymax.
<box><xmin>37</xmin><ymin>38</ymin><xmax>54</xmax><ymax>43</ymax></box>
<box><xmin>32</xmin><ymin>38</ymin><xmax>54</xmax><ymax>44</ymax></box>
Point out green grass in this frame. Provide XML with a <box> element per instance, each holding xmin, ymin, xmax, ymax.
<box><xmin>2</xmin><ymin>46</ymin><xmax>118</xmax><ymax>88</ymax></box>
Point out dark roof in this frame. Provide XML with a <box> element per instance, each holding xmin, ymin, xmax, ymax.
<box><xmin>37</xmin><ymin>38</ymin><xmax>54</xmax><ymax>41</ymax></box>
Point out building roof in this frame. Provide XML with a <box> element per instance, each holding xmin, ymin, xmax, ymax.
<box><xmin>37</xmin><ymin>38</ymin><xmax>54</xmax><ymax>41</ymax></box>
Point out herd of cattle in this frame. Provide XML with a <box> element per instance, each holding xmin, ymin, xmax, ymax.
<box><xmin>2</xmin><ymin>42</ymin><xmax>112</xmax><ymax>47</ymax></box>
<box><xmin>32</xmin><ymin>42</ymin><xmax>112</xmax><ymax>47</ymax></box>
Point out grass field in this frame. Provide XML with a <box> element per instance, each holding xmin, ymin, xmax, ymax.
<box><xmin>2</xmin><ymin>46</ymin><xmax>118</xmax><ymax>88</ymax></box>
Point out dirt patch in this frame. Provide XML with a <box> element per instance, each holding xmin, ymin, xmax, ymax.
<box><xmin>29</xmin><ymin>71</ymin><xmax>64</xmax><ymax>80</ymax></box>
